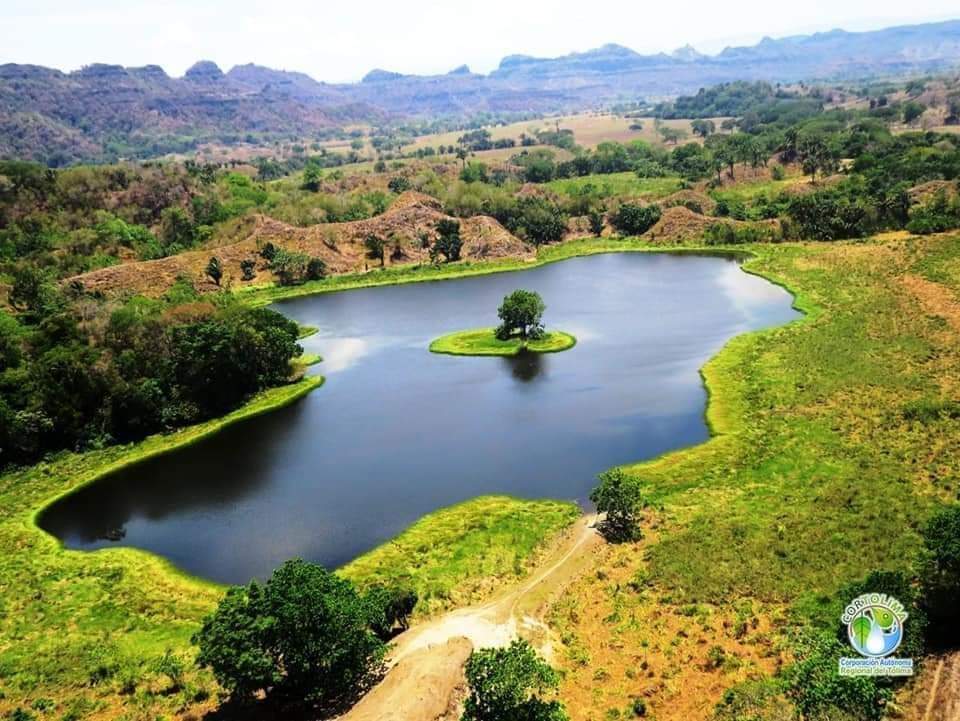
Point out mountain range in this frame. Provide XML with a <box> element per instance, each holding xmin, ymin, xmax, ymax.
<box><xmin>2</xmin><ymin>19</ymin><xmax>960</xmax><ymax>165</ymax></box>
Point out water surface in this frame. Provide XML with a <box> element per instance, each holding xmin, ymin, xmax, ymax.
<box><xmin>40</xmin><ymin>253</ymin><xmax>798</xmax><ymax>583</ymax></box>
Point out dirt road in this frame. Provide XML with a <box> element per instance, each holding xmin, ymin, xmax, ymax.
<box><xmin>338</xmin><ymin>515</ymin><xmax>602</xmax><ymax>721</ymax></box>
<box><xmin>902</xmin><ymin>651</ymin><xmax>960</xmax><ymax>721</ymax></box>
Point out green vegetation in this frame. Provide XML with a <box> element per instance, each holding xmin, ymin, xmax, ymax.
<box><xmin>545</xmin><ymin>173</ymin><xmax>683</xmax><ymax>200</ymax></box>
<box><xmin>463</xmin><ymin>640</ymin><xmax>567</xmax><ymax>721</ymax></box>
<box><xmin>0</xmin><ymin>282</ymin><xmax>304</xmax><ymax>468</ymax></box>
<box><xmin>429</xmin><ymin>328</ymin><xmax>576</xmax><ymax>356</ymax></box>
<box><xmin>341</xmin><ymin>496</ymin><xmax>580</xmax><ymax>615</ymax></box>
<box><xmin>589</xmin><ymin>468</ymin><xmax>646</xmax><ymax>542</ymax></box>
<box><xmin>194</xmin><ymin>559</ymin><xmax>386</xmax><ymax>707</ymax></box>
<box><xmin>496</xmin><ymin>289</ymin><xmax>546</xmax><ymax>339</ymax></box>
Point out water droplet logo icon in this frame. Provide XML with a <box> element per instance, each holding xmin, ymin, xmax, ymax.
<box><xmin>865</xmin><ymin>620</ymin><xmax>886</xmax><ymax>655</ymax></box>
<box><xmin>843</xmin><ymin>593</ymin><xmax>907</xmax><ymax>659</ymax></box>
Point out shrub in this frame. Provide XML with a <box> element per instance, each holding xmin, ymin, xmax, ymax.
<box><xmin>921</xmin><ymin>504</ymin><xmax>960</xmax><ymax>639</ymax></box>
<box><xmin>462</xmin><ymin>640</ymin><xmax>567</xmax><ymax>721</ymax></box>
<box><xmin>610</xmin><ymin>203</ymin><xmax>661</xmax><ymax>236</ymax></box>
<box><xmin>387</xmin><ymin>176</ymin><xmax>411</xmax><ymax>193</ymax></box>
<box><xmin>906</xmin><ymin>190</ymin><xmax>960</xmax><ymax>235</ymax></box>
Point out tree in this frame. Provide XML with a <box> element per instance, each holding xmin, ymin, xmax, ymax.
<box><xmin>240</xmin><ymin>258</ymin><xmax>257</xmax><ymax>281</ymax></box>
<box><xmin>158</xmin><ymin>207</ymin><xmax>195</xmax><ymax>254</ymax></box>
<box><xmin>517</xmin><ymin>197</ymin><xmax>566</xmax><ymax>246</ymax></box>
<box><xmin>798</xmin><ymin>136</ymin><xmax>838</xmax><ymax>183</ymax></box>
<box><xmin>306</xmin><ymin>257</ymin><xmax>327</xmax><ymax>281</ymax></box>
<box><xmin>587</xmin><ymin>208</ymin><xmax>605</xmax><ymax>237</ymax></box>
<box><xmin>432</xmin><ymin>219</ymin><xmax>463</xmax><ymax>263</ymax></box>
<box><xmin>8</xmin><ymin>266</ymin><xmax>52</xmax><ymax>315</ymax></box>
<box><xmin>902</xmin><ymin>101</ymin><xmax>926</xmax><ymax>125</ymax></box>
<box><xmin>301</xmin><ymin>162</ymin><xmax>322</xmax><ymax>193</ymax></box>
<box><xmin>364</xmin><ymin>234</ymin><xmax>386</xmax><ymax>267</ymax></box>
<box><xmin>589</xmin><ymin>468</ymin><xmax>645</xmax><ymax>542</ymax></box>
<box><xmin>496</xmin><ymin>290</ymin><xmax>545</xmax><ymax>341</ymax></box>
<box><xmin>921</xmin><ymin>504</ymin><xmax>960</xmax><ymax>635</ymax></box>
<box><xmin>205</xmin><ymin>256</ymin><xmax>223</xmax><ymax>286</ymax></box>
<box><xmin>462</xmin><ymin>640</ymin><xmax>567</xmax><ymax>721</ymax></box>
<box><xmin>610</xmin><ymin>203</ymin><xmax>661</xmax><ymax>236</ymax></box>
<box><xmin>193</xmin><ymin>560</ymin><xmax>385</xmax><ymax>705</ymax></box>
<box><xmin>456</xmin><ymin>147</ymin><xmax>470</xmax><ymax>169</ymax></box>
<box><xmin>269</xmin><ymin>249</ymin><xmax>312</xmax><ymax>286</ymax></box>
<box><xmin>691</xmin><ymin>119</ymin><xmax>715</xmax><ymax>138</ymax></box>
<box><xmin>364</xmin><ymin>586</ymin><xmax>418</xmax><ymax>641</ymax></box>
<box><xmin>658</xmin><ymin>126</ymin><xmax>688</xmax><ymax>145</ymax></box>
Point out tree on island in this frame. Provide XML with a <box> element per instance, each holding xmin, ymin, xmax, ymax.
<box><xmin>496</xmin><ymin>290</ymin><xmax>545</xmax><ymax>341</ymax></box>
<box><xmin>589</xmin><ymin>468</ymin><xmax>645</xmax><ymax>542</ymax></box>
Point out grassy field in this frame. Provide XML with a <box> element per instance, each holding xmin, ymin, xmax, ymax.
<box><xmin>552</xmin><ymin>235</ymin><xmax>960</xmax><ymax>721</ymax></box>
<box><xmin>407</xmin><ymin>113</ymin><xmax>710</xmax><ymax>152</ymax></box>
<box><xmin>546</xmin><ymin>172</ymin><xmax>684</xmax><ymax>200</ymax></box>
<box><xmin>341</xmin><ymin>496</ymin><xmax>580</xmax><ymax>615</ymax></box>
<box><xmin>429</xmin><ymin>328</ymin><xmax>576</xmax><ymax>356</ymax></box>
<box><xmin>708</xmin><ymin>172</ymin><xmax>808</xmax><ymax>204</ymax></box>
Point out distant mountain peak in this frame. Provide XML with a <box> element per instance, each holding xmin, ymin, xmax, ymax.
<box><xmin>671</xmin><ymin>44</ymin><xmax>705</xmax><ymax>61</ymax></box>
<box><xmin>448</xmin><ymin>64</ymin><xmax>471</xmax><ymax>75</ymax></box>
<box><xmin>361</xmin><ymin>68</ymin><xmax>405</xmax><ymax>83</ymax></box>
<box><xmin>184</xmin><ymin>60</ymin><xmax>224</xmax><ymax>81</ymax></box>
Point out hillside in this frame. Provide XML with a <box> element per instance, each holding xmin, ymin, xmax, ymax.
<box><xmin>3</xmin><ymin>19</ymin><xmax>960</xmax><ymax>164</ymax></box>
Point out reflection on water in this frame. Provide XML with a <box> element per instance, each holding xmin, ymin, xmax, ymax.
<box><xmin>503</xmin><ymin>352</ymin><xmax>545</xmax><ymax>383</ymax></box>
<box><xmin>41</xmin><ymin>253</ymin><xmax>799</xmax><ymax>583</ymax></box>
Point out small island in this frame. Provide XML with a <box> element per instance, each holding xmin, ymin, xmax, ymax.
<box><xmin>430</xmin><ymin>289</ymin><xmax>576</xmax><ymax>357</ymax></box>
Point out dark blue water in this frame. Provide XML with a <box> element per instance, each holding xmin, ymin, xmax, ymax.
<box><xmin>40</xmin><ymin>253</ymin><xmax>798</xmax><ymax>584</ymax></box>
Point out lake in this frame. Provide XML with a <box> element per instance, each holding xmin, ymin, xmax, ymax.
<box><xmin>40</xmin><ymin>253</ymin><xmax>799</xmax><ymax>584</ymax></box>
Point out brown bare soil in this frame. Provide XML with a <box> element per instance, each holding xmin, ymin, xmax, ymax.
<box><xmin>659</xmin><ymin>189</ymin><xmax>718</xmax><ymax>215</ymax></box>
<box><xmin>67</xmin><ymin>192</ymin><xmax>533</xmax><ymax>297</ymax></box>
<box><xmin>909</xmin><ymin>180</ymin><xmax>959</xmax><ymax>205</ymax></box>
<box><xmin>643</xmin><ymin>206</ymin><xmax>728</xmax><ymax>244</ymax></box>
<box><xmin>900</xmin><ymin>652</ymin><xmax>960</xmax><ymax>721</ymax></box>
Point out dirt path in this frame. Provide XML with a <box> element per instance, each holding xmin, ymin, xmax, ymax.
<box><xmin>338</xmin><ymin>515</ymin><xmax>602</xmax><ymax>721</ymax></box>
<box><xmin>901</xmin><ymin>651</ymin><xmax>960</xmax><ymax>721</ymax></box>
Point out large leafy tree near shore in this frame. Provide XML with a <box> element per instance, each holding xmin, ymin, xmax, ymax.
<box><xmin>193</xmin><ymin>559</ymin><xmax>386</xmax><ymax>705</ymax></box>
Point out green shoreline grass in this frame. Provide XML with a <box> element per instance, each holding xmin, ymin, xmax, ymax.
<box><xmin>429</xmin><ymin>328</ymin><xmax>577</xmax><ymax>356</ymax></box>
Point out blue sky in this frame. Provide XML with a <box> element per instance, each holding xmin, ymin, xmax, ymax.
<box><xmin>1</xmin><ymin>0</ymin><xmax>958</xmax><ymax>83</ymax></box>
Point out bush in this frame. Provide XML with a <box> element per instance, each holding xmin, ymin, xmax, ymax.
<box><xmin>906</xmin><ymin>190</ymin><xmax>960</xmax><ymax>235</ymax></box>
<box><xmin>193</xmin><ymin>560</ymin><xmax>385</xmax><ymax>705</ymax></box>
<box><xmin>387</xmin><ymin>176</ymin><xmax>411</xmax><ymax>193</ymax></box>
<box><xmin>610</xmin><ymin>203</ymin><xmax>661</xmax><ymax>236</ymax></box>
<box><xmin>364</xmin><ymin>586</ymin><xmax>418</xmax><ymax>640</ymax></box>
<box><xmin>589</xmin><ymin>468</ymin><xmax>645</xmax><ymax>542</ymax></box>
<box><xmin>921</xmin><ymin>504</ymin><xmax>960</xmax><ymax>639</ymax></box>
<box><xmin>462</xmin><ymin>640</ymin><xmax>567</xmax><ymax>721</ymax></box>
